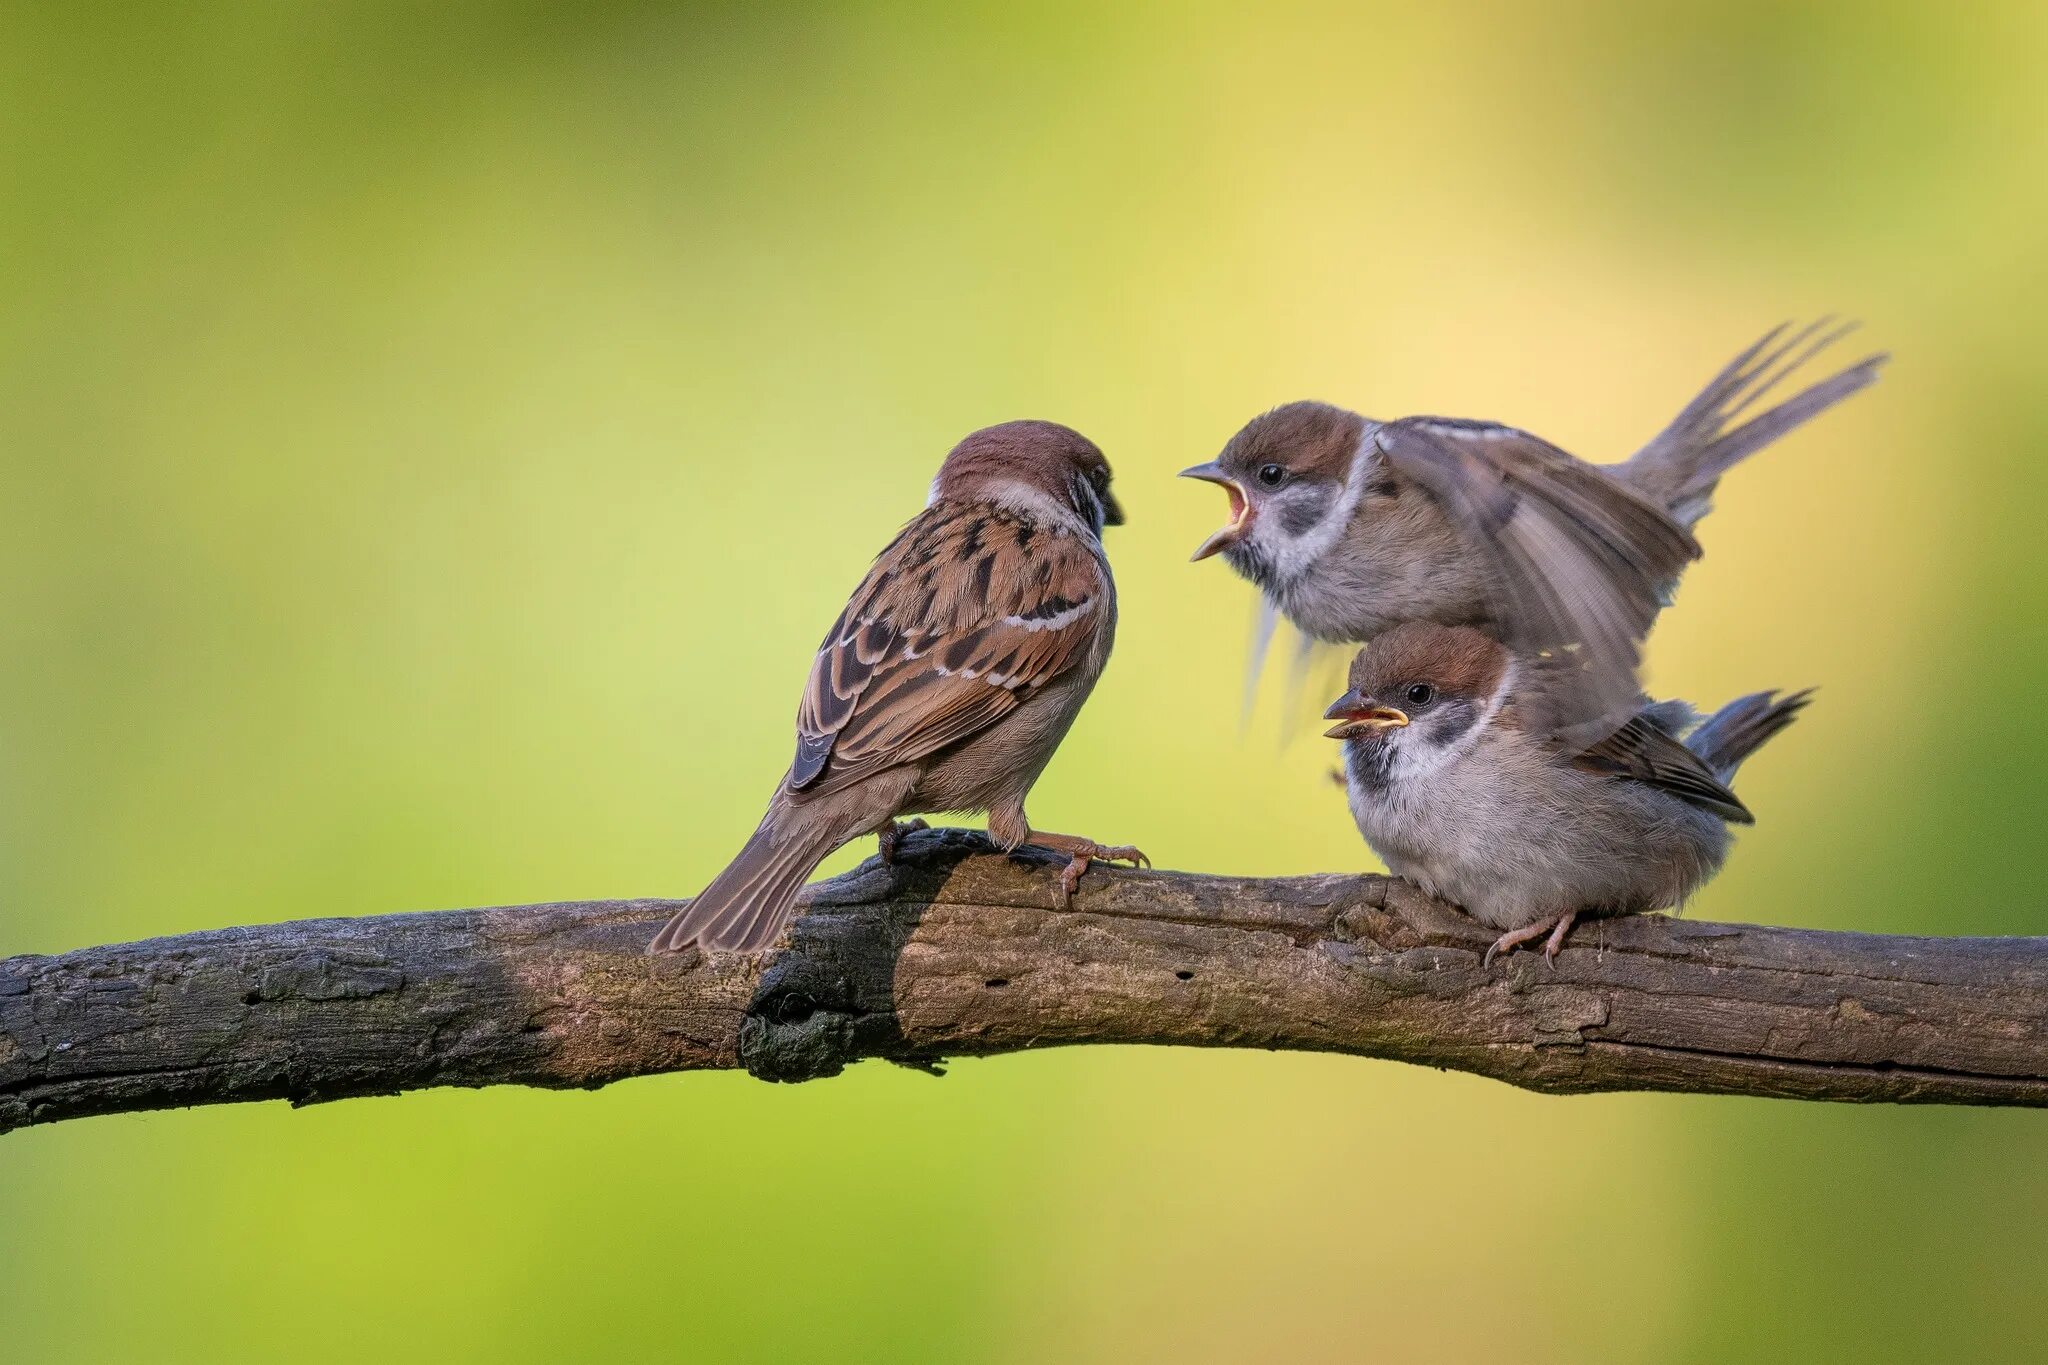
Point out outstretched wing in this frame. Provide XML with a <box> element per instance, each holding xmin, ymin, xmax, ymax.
<box><xmin>790</xmin><ymin>501</ymin><xmax>1109</xmax><ymax>799</ymax></box>
<box><xmin>1623</xmin><ymin>319</ymin><xmax>1887</xmax><ymax>527</ymax></box>
<box><xmin>1374</xmin><ymin>417</ymin><xmax>1700</xmax><ymax>746</ymax></box>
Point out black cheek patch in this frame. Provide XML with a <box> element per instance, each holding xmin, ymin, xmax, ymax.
<box><xmin>1276</xmin><ymin>489</ymin><xmax>1330</xmax><ymax>537</ymax></box>
<box><xmin>1421</xmin><ymin>699</ymin><xmax>1480</xmax><ymax>747</ymax></box>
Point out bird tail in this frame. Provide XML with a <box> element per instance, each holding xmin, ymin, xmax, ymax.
<box><xmin>1622</xmin><ymin>320</ymin><xmax>1887</xmax><ymax>530</ymax></box>
<box><xmin>1686</xmin><ymin>689</ymin><xmax>1815</xmax><ymax>787</ymax></box>
<box><xmin>648</xmin><ymin>807</ymin><xmax>843</xmax><ymax>955</ymax></box>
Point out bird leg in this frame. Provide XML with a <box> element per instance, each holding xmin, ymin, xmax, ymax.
<box><xmin>875</xmin><ymin>817</ymin><xmax>930</xmax><ymax>865</ymax></box>
<box><xmin>987</xmin><ymin>806</ymin><xmax>1148</xmax><ymax>905</ymax></box>
<box><xmin>1483</xmin><ymin>910</ymin><xmax>1580</xmax><ymax>969</ymax></box>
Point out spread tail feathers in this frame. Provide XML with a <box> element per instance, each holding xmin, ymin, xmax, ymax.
<box><xmin>648</xmin><ymin>814</ymin><xmax>841</xmax><ymax>955</ymax></box>
<box><xmin>1624</xmin><ymin>320</ymin><xmax>1887</xmax><ymax>529</ymax></box>
<box><xmin>1686</xmin><ymin>688</ymin><xmax>1815</xmax><ymax>787</ymax></box>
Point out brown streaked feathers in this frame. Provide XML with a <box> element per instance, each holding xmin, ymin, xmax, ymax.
<box><xmin>1572</xmin><ymin>714</ymin><xmax>1751</xmax><ymax>822</ymax></box>
<box><xmin>650</xmin><ymin>418</ymin><xmax>1127</xmax><ymax>956</ymax></box>
<box><xmin>792</xmin><ymin>501</ymin><xmax>1107</xmax><ymax>798</ymax></box>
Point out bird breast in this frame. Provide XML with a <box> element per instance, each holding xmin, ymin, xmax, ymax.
<box><xmin>1343</xmin><ymin>726</ymin><xmax>1732</xmax><ymax>931</ymax></box>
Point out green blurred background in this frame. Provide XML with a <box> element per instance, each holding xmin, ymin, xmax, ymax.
<box><xmin>4</xmin><ymin>3</ymin><xmax>2045</xmax><ymax>1361</ymax></box>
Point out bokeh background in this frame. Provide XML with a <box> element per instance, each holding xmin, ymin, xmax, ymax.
<box><xmin>4</xmin><ymin>4</ymin><xmax>2046</xmax><ymax>1361</ymax></box>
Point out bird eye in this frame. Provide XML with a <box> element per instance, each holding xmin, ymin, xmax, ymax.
<box><xmin>1256</xmin><ymin>463</ymin><xmax>1287</xmax><ymax>488</ymax></box>
<box><xmin>1405</xmin><ymin>683</ymin><xmax>1437</xmax><ymax>707</ymax></box>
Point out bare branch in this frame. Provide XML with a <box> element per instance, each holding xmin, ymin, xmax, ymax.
<box><xmin>4</xmin><ymin>829</ymin><xmax>2045</xmax><ymax>1134</ymax></box>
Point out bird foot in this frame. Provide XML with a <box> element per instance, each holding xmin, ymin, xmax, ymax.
<box><xmin>876</xmin><ymin>818</ymin><xmax>931</xmax><ymax>865</ymax></box>
<box><xmin>1055</xmin><ymin>844</ymin><xmax>1150</xmax><ymax>905</ymax></box>
<box><xmin>1482</xmin><ymin>911</ymin><xmax>1580</xmax><ymax>970</ymax></box>
<box><xmin>1017</xmin><ymin>832</ymin><xmax>1150</xmax><ymax>906</ymax></box>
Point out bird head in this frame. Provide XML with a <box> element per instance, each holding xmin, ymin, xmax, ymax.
<box><xmin>1324</xmin><ymin>623</ymin><xmax>1512</xmax><ymax>761</ymax></box>
<box><xmin>1181</xmin><ymin>401</ymin><xmax>1370</xmax><ymax>580</ymax></box>
<box><xmin>937</xmin><ymin>420</ymin><xmax>1124</xmax><ymax>535</ymax></box>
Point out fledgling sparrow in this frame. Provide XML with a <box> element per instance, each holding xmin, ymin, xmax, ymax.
<box><xmin>1322</xmin><ymin>621</ymin><xmax>1810</xmax><ymax>965</ymax></box>
<box><xmin>1185</xmin><ymin>322</ymin><xmax>1878</xmax><ymax>740</ymax></box>
<box><xmin>650</xmin><ymin>420</ymin><xmax>1146</xmax><ymax>955</ymax></box>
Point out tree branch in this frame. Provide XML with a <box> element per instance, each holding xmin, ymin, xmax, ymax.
<box><xmin>4</xmin><ymin>829</ymin><xmax>2045</xmax><ymax>1133</ymax></box>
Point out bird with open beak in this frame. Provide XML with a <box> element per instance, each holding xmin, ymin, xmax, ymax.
<box><xmin>1324</xmin><ymin>621</ymin><xmax>1810</xmax><ymax>965</ymax></box>
<box><xmin>650</xmin><ymin>419</ymin><xmax>1144</xmax><ymax>955</ymax></box>
<box><xmin>1184</xmin><ymin>322</ymin><xmax>1880</xmax><ymax>743</ymax></box>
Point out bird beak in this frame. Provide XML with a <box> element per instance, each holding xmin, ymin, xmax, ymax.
<box><xmin>1322</xmin><ymin>690</ymin><xmax>1410</xmax><ymax>740</ymax></box>
<box><xmin>1180</xmin><ymin>461</ymin><xmax>1252</xmax><ymax>561</ymax></box>
<box><xmin>1101</xmin><ymin>488</ymin><xmax>1126</xmax><ymax>527</ymax></box>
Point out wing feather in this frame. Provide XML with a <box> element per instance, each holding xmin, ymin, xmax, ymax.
<box><xmin>1573</xmin><ymin>712</ymin><xmax>1752</xmax><ymax>823</ymax></box>
<box><xmin>789</xmin><ymin>502</ymin><xmax>1108</xmax><ymax>799</ymax></box>
<box><xmin>1375</xmin><ymin>418</ymin><xmax>1700</xmax><ymax>745</ymax></box>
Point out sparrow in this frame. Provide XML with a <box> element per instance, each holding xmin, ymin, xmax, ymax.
<box><xmin>650</xmin><ymin>420</ymin><xmax>1146</xmax><ymax>955</ymax></box>
<box><xmin>1322</xmin><ymin>620</ymin><xmax>1811</xmax><ymax>965</ymax></box>
<box><xmin>1184</xmin><ymin>321</ymin><xmax>1879</xmax><ymax>741</ymax></box>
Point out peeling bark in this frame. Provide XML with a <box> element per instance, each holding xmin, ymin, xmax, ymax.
<box><xmin>4</xmin><ymin>829</ymin><xmax>2046</xmax><ymax>1134</ymax></box>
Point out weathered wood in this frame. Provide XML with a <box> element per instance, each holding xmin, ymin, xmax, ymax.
<box><xmin>3</xmin><ymin>829</ymin><xmax>2046</xmax><ymax>1133</ymax></box>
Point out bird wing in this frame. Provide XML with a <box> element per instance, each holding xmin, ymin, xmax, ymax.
<box><xmin>1622</xmin><ymin>319</ymin><xmax>1886</xmax><ymax>526</ymax></box>
<box><xmin>1374</xmin><ymin>417</ymin><xmax>1701</xmax><ymax>746</ymax></box>
<box><xmin>789</xmin><ymin>501</ymin><xmax>1109</xmax><ymax>799</ymax></box>
<box><xmin>1571</xmin><ymin>711</ymin><xmax>1752</xmax><ymax>824</ymax></box>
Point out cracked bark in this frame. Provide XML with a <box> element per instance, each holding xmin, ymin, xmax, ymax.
<box><xmin>3</xmin><ymin>829</ymin><xmax>2046</xmax><ymax>1135</ymax></box>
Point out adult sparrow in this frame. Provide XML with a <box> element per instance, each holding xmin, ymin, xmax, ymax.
<box><xmin>1185</xmin><ymin>322</ymin><xmax>1878</xmax><ymax>740</ymax></box>
<box><xmin>650</xmin><ymin>420</ymin><xmax>1145</xmax><ymax>955</ymax></box>
<box><xmin>1323</xmin><ymin>621</ymin><xmax>1810</xmax><ymax>965</ymax></box>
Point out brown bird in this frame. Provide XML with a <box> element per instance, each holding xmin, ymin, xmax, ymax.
<box><xmin>1323</xmin><ymin>621</ymin><xmax>1810</xmax><ymax>965</ymax></box>
<box><xmin>1184</xmin><ymin>322</ymin><xmax>1879</xmax><ymax>742</ymax></box>
<box><xmin>649</xmin><ymin>420</ymin><xmax>1145</xmax><ymax>955</ymax></box>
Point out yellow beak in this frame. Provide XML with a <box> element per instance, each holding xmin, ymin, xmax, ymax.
<box><xmin>1179</xmin><ymin>462</ymin><xmax>1252</xmax><ymax>561</ymax></box>
<box><xmin>1321</xmin><ymin>690</ymin><xmax>1410</xmax><ymax>740</ymax></box>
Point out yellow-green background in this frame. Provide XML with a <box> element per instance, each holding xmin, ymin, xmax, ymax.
<box><xmin>4</xmin><ymin>4</ymin><xmax>2044</xmax><ymax>1361</ymax></box>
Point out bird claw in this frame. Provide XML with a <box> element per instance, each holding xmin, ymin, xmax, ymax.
<box><xmin>1542</xmin><ymin>910</ymin><xmax>1579</xmax><ymax>966</ymax></box>
<box><xmin>1053</xmin><ymin>843</ymin><xmax>1149</xmax><ymax>906</ymax></box>
<box><xmin>1483</xmin><ymin>911</ymin><xmax>1577</xmax><ymax>970</ymax></box>
<box><xmin>1057</xmin><ymin>857</ymin><xmax>1087</xmax><ymax>905</ymax></box>
<box><xmin>876</xmin><ymin>818</ymin><xmax>931</xmax><ymax>865</ymax></box>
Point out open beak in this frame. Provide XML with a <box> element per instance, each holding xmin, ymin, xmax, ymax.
<box><xmin>1179</xmin><ymin>461</ymin><xmax>1252</xmax><ymax>561</ymax></box>
<box><xmin>1322</xmin><ymin>690</ymin><xmax>1410</xmax><ymax>740</ymax></box>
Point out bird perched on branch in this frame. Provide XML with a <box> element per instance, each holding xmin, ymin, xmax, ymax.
<box><xmin>650</xmin><ymin>420</ymin><xmax>1145</xmax><ymax>955</ymax></box>
<box><xmin>1323</xmin><ymin>621</ymin><xmax>1810</xmax><ymax>965</ymax></box>
<box><xmin>1183</xmin><ymin>322</ymin><xmax>1880</xmax><ymax>742</ymax></box>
